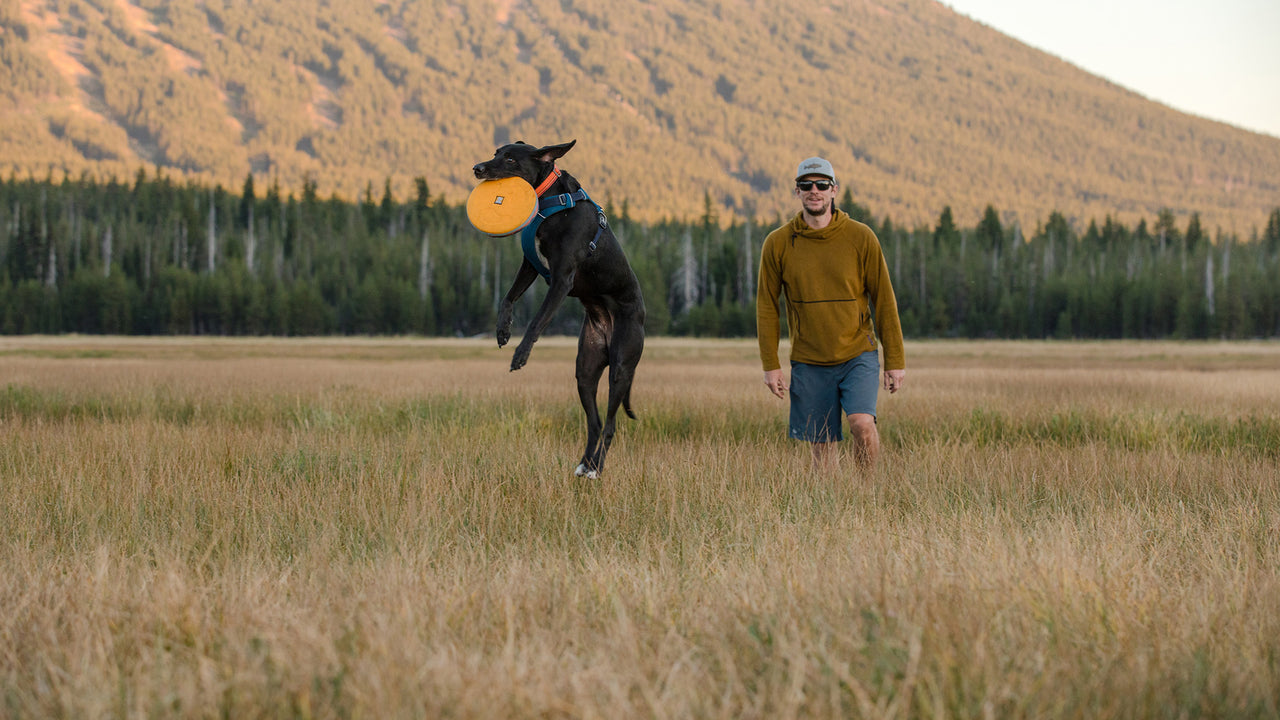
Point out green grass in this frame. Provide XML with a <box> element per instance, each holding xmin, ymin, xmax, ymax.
<box><xmin>0</xmin><ymin>337</ymin><xmax>1278</xmax><ymax>718</ymax></box>
<box><xmin>888</xmin><ymin>406</ymin><xmax>1280</xmax><ymax>457</ymax></box>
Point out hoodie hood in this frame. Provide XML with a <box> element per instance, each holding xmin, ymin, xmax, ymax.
<box><xmin>788</xmin><ymin>209</ymin><xmax>851</xmax><ymax>243</ymax></box>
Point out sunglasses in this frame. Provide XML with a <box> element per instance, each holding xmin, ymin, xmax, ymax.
<box><xmin>796</xmin><ymin>180</ymin><xmax>833</xmax><ymax>191</ymax></box>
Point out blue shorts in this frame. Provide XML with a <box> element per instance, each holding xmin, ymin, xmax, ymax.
<box><xmin>789</xmin><ymin>350</ymin><xmax>880</xmax><ymax>442</ymax></box>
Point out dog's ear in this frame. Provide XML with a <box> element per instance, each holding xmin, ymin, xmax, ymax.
<box><xmin>533</xmin><ymin>140</ymin><xmax>576</xmax><ymax>163</ymax></box>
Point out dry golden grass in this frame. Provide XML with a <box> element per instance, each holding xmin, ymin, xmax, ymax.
<box><xmin>1</xmin><ymin>336</ymin><xmax>1278</xmax><ymax>719</ymax></box>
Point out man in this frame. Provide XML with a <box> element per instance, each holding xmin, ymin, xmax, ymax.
<box><xmin>757</xmin><ymin>157</ymin><xmax>906</xmax><ymax>470</ymax></box>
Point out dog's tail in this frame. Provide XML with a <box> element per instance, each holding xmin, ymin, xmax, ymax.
<box><xmin>623</xmin><ymin>389</ymin><xmax>636</xmax><ymax>420</ymax></box>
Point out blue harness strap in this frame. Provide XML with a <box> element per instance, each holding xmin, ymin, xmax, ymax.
<box><xmin>520</xmin><ymin>189</ymin><xmax>608</xmax><ymax>283</ymax></box>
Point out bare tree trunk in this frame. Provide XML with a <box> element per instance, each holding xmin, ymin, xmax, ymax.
<box><xmin>273</xmin><ymin>233</ymin><xmax>283</xmax><ymax>282</ymax></box>
<box><xmin>1043</xmin><ymin>231</ymin><xmax>1055</xmax><ymax>280</ymax></box>
<box><xmin>46</xmin><ymin>240</ymin><xmax>57</xmax><ymax>287</ymax></box>
<box><xmin>1221</xmin><ymin>236</ymin><xmax>1230</xmax><ymax>284</ymax></box>
<box><xmin>2</xmin><ymin>203</ymin><xmax>16</xmax><ymax>267</ymax></box>
<box><xmin>1204</xmin><ymin>251</ymin><xmax>1215</xmax><ymax>318</ymax></box>
<box><xmin>676</xmin><ymin>228</ymin><xmax>698</xmax><ymax>316</ymax></box>
<box><xmin>42</xmin><ymin>191</ymin><xmax>56</xmax><ymax>287</ymax></box>
<box><xmin>418</xmin><ymin>230</ymin><xmax>431</xmax><ymax>300</ymax></box>
<box><xmin>700</xmin><ymin>234</ymin><xmax>710</xmax><ymax>304</ymax></box>
<box><xmin>71</xmin><ymin>199</ymin><xmax>80</xmax><ymax>273</ymax></box>
<box><xmin>207</xmin><ymin>189</ymin><xmax>217</xmax><ymax>273</ymax></box>
<box><xmin>246</xmin><ymin>203</ymin><xmax>256</xmax><ymax>274</ymax></box>
<box><xmin>918</xmin><ymin>236</ymin><xmax>926</xmax><ymax>306</ymax></box>
<box><xmin>892</xmin><ymin>227</ymin><xmax>900</xmax><ymax>285</ymax></box>
<box><xmin>492</xmin><ymin>243</ymin><xmax>501</xmax><ymax>309</ymax></box>
<box><xmin>1026</xmin><ymin>257</ymin><xmax>1036</xmax><ymax>322</ymax></box>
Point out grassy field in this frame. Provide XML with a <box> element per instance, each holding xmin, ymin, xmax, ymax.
<box><xmin>1</xmin><ymin>336</ymin><xmax>1278</xmax><ymax>719</ymax></box>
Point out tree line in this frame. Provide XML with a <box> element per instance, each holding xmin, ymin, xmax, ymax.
<box><xmin>2</xmin><ymin>172</ymin><xmax>1279</xmax><ymax>340</ymax></box>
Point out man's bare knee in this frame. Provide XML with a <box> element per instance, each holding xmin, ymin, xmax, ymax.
<box><xmin>848</xmin><ymin>413</ymin><xmax>877</xmax><ymax>437</ymax></box>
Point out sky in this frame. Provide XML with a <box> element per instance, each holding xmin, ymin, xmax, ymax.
<box><xmin>942</xmin><ymin>0</ymin><xmax>1280</xmax><ymax>139</ymax></box>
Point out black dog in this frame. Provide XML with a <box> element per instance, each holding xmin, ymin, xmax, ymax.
<box><xmin>472</xmin><ymin>140</ymin><xmax>645</xmax><ymax>479</ymax></box>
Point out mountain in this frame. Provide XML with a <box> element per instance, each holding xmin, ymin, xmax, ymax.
<box><xmin>1</xmin><ymin>0</ymin><xmax>1277</xmax><ymax>232</ymax></box>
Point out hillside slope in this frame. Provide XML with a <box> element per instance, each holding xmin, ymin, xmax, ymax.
<box><xmin>1</xmin><ymin>0</ymin><xmax>1276</xmax><ymax>231</ymax></box>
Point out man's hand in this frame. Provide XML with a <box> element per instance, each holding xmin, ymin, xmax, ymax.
<box><xmin>763</xmin><ymin>369</ymin><xmax>788</xmax><ymax>399</ymax></box>
<box><xmin>884</xmin><ymin>369</ymin><xmax>905</xmax><ymax>394</ymax></box>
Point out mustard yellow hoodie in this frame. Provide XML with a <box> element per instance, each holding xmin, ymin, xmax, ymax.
<box><xmin>757</xmin><ymin>209</ymin><xmax>905</xmax><ymax>371</ymax></box>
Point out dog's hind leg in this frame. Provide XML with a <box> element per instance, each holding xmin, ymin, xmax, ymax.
<box><xmin>574</xmin><ymin>306</ymin><xmax>610</xmax><ymax>479</ymax></box>
<box><xmin>592</xmin><ymin>311</ymin><xmax>644</xmax><ymax>477</ymax></box>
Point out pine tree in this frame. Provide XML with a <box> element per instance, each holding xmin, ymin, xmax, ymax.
<box><xmin>976</xmin><ymin>205</ymin><xmax>1003</xmax><ymax>257</ymax></box>
<box><xmin>1154</xmin><ymin>209</ymin><xmax>1179</xmax><ymax>256</ymax></box>
<box><xmin>1185</xmin><ymin>212</ymin><xmax>1205</xmax><ymax>252</ymax></box>
<box><xmin>933</xmin><ymin>206</ymin><xmax>960</xmax><ymax>251</ymax></box>
<box><xmin>1264</xmin><ymin>208</ymin><xmax>1280</xmax><ymax>255</ymax></box>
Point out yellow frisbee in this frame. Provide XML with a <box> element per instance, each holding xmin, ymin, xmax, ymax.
<box><xmin>466</xmin><ymin>177</ymin><xmax>539</xmax><ymax>237</ymax></box>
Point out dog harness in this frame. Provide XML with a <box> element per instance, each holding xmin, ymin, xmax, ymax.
<box><xmin>521</xmin><ymin>167</ymin><xmax>608</xmax><ymax>283</ymax></box>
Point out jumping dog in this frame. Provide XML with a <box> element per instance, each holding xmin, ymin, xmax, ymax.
<box><xmin>472</xmin><ymin>140</ymin><xmax>645</xmax><ymax>479</ymax></box>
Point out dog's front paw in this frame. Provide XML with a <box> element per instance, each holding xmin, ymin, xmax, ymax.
<box><xmin>496</xmin><ymin>305</ymin><xmax>513</xmax><ymax>347</ymax></box>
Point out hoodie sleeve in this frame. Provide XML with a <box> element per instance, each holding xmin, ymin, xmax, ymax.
<box><xmin>863</xmin><ymin>232</ymin><xmax>906</xmax><ymax>370</ymax></box>
<box><xmin>756</xmin><ymin>232</ymin><xmax>784</xmax><ymax>371</ymax></box>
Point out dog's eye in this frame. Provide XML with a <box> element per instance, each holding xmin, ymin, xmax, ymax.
<box><xmin>505</xmin><ymin>158</ymin><xmax>516</xmax><ymax>164</ymax></box>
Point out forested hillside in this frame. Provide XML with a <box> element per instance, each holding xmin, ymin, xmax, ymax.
<box><xmin>1</xmin><ymin>0</ymin><xmax>1277</xmax><ymax>233</ymax></box>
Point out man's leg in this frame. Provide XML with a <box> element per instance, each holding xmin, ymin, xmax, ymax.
<box><xmin>810</xmin><ymin>440</ymin><xmax>840</xmax><ymax>472</ymax></box>
<box><xmin>847</xmin><ymin>413</ymin><xmax>879</xmax><ymax>470</ymax></box>
<box><xmin>837</xmin><ymin>351</ymin><xmax>882</xmax><ymax>471</ymax></box>
<box><xmin>791</xmin><ymin>362</ymin><xmax>843</xmax><ymax>471</ymax></box>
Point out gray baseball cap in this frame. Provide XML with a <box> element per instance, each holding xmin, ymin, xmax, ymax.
<box><xmin>795</xmin><ymin>157</ymin><xmax>835</xmax><ymax>181</ymax></box>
